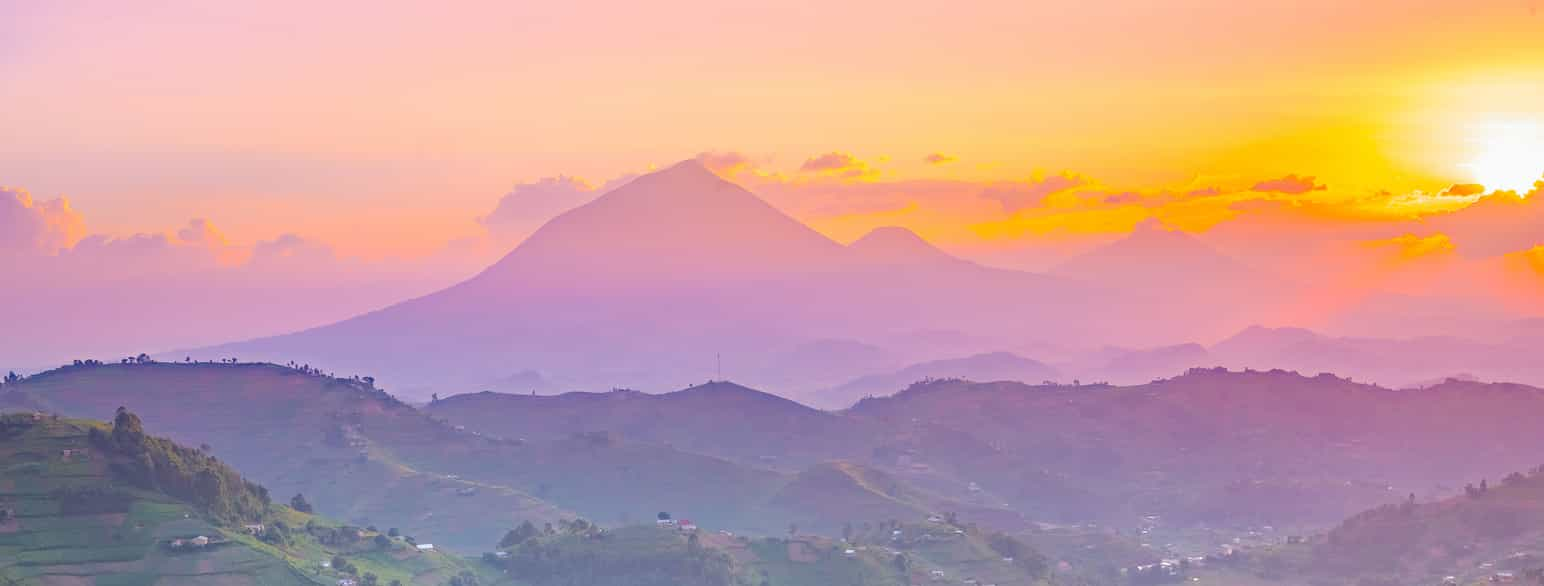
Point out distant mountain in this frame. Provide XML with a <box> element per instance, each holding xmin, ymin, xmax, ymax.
<box><xmin>1052</xmin><ymin>220</ymin><xmax>1251</xmax><ymax>287</ymax></box>
<box><xmin>1082</xmin><ymin>343</ymin><xmax>1211</xmax><ymax>384</ymax></box>
<box><xmin>846</xmin><ymin>372</ymin><xmax>1544</xmax><ymax>529</ymax></box>
<box><xmin>189</xmin><ymin>161</ymin><xmax>1231</xmax><ymax>398</ymax></box>
<box><xmin>1209</xmin><ymin>325</ymin><xmax>1544</xmax><ymax>388</ymax></box>
<box><xmin>1052</xmin><ymin>220</ymin><xmax>1289</xmax><ymax>342</ymax></box>
<box><xmin>426</xmin><ymin>381</ymin><xmax>874</xmax><ymax>468</ymax></box>
<box><xmin>847</xmin><ymin>226</ymin><xmax>969</xmax><ymax>268</ymax></box>
<box><xmin>813</xmin><ymin>352</ymin><xmax>1060</xmax><ymax>410</ymax></box>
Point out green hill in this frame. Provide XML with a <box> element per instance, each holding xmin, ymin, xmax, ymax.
<box><xmin>483</xmin><ymin>521</ymin><xmax>1054</xmax><ymax>586</ymax></box>
<box><xmin>0</xmin><ymin>411</ymin><xmax>490</xmax><ymax>586</ymax></box>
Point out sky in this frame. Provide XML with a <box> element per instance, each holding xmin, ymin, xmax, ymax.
<box><xmin>3</xmin><ymin>0</ymin><xmax>1544</xmax><ymax>366</ymax></box>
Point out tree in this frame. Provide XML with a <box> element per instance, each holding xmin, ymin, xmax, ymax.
<box><xmin>290</xmin><ymin>493</ymin><xmax>314</xmax><ymax>513</ymax></box>
<box><xmin>500</xmin><ymin>520</ymin><xmax>539</xmax><ymax>548</ymax></box>
<box><xmin>374</xmin><ymin>534</ymin><xmax>392</xmax><ymax>547</ymax></box>
<box><xmin>111</xmin><ymin>407</ymin><xmax>146</xmax><ymax>451</ymax></box>
<box><xmin>388</xmin><ymin>527</ymin><xmax>400</xmax><ymax>537</ymax></box>
<box><xmin>362</xmin><ymin>573</ymin><xmax>378</xmax><ymax>586</ymax></box>
<box><xmin>788</xmin><ymin>523</ymin><xmax>798</xmax><ymax>537</ymax></box>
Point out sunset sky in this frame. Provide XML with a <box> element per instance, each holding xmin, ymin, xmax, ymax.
<box><xmin>4</xmin><ymin>0</ymin><xmax>1544</xmax><ymax>365</ymax></box>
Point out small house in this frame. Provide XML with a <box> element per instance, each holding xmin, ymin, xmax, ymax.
<box><xmin>493</xmin><ymin>551</ymin><xmax>510</xmax><ymax>559</ymax></box>
<box><xmin>416</xmin><ymin>543</ymin><xmax>435</xmax><ymax>551</ymax></box>
<box><xmin>843</xmin><ymin>549</ymin><xmax>857</xmax><ymax>559</ymax></box>
<box><xmin>678</xmin><ymin>520</ymin><xmax>698</xmax><ymax>532</ymax></box>
<box><xmin>190</xmin><ymin>536</ymin><xmax>210</xmax><ymax>547</ymax></box>
<box><xmin>243</xmin><ymin>524</ymin><xmax>265</xmax><ymax>535</ymax></box>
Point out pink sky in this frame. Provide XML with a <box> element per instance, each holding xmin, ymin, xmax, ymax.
<box><xmin>3</xmin><ymin>0</ymin><xmax>1543</xmax><ymax>367</ymax></box>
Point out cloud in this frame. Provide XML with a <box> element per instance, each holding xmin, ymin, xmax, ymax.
<box><xmin>1102</xmin><ymin>191</ymin><xmax>1145</xmax><ymax>205</ymax></box>
<box><xmin>1186</xmin><ymin>187</ymin><xmax>1222</xmax><ymax>198</ymax></box>
<box><xmin>1440</xmin><ymin>183</ymin><xmax>1486</xmax><ymax>197</ymax></box>
<box><xmin>479</xmin><ymin>176</ymin><xmax>599</xmax><ymax>241</ymax></box>
<box><xmin>798</xmin><ymin>152</ymin><xmax>876</xmax><ymax>179</ymax></box>
<box><xmin>923</xmin><ymin>153</ymin><xmax>957</xmax><ymax>165</ymax></box>
<box><xmin>176</xmin><ymin>218</ymin><xmax>227</xmax><ymax>247</ymax></box>
<box><xmin>1251</xmin><ymin>174</ymin><xmax>1327</xmax><ymax>194</ymax></box>
<box><xmin>0</xmin><ymin>186</ymin><xmax>86</xmax><ymax>255</ymax></box>
<box><xmin>694</xmin><ymin>151</ymin><xmax>759</xmax><ymax>178</ymax></box>
<box><xmin>981</xmin><ymin>173</ymin><xmax>1084</xmax><ymax>212</ymax></box>
<box><xmin>1422</xmin><ymin>184</ymin><xmax>1544</xmax><ymax>257</ymax></box>
<box><xmin>1363</xmin><ymin>233</ymin><xmax>1457</xmax><ymax>260</ymax></box>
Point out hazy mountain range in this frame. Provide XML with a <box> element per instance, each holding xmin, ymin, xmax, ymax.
<box><xmin>164</xmin><ymin>160</ymin><xmax>1544</xmax><ymax>402</ymax></box>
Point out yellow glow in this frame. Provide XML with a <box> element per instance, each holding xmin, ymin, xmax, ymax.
<box><xmin>1463</xmin><ymin>120</ymin><xmax>1544</xmax><ymax>193</ymax></box>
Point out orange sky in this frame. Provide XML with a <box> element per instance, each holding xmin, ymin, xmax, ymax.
<box><xmin>2</xmin><ymin>0</ymin><xmax>1543</xmax><ymax>259</ymax></box>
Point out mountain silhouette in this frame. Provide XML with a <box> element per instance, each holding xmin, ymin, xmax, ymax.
<box><xmin>194</xmin><ymin>161</ymin><xmax>1190</xmax><ymax>396</ymax></box>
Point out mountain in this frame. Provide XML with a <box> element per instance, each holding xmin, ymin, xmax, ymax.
<box><xmin>845</xmin><ymin>371</ymin><xmax>1544</xmax><ymax>530</ymax></box>
<box><xmin>1051</xmin><ymin>220</ymin><xmax>1251</xmax><ymax>287</ymax></box>
<box><xmin>425</xmin><ymin>382</ymin><xmax>872</xmax><ymax>469</ymax></box>
<box><xmin>0</xmin><ymin>411</ymin><xmax>487</xmax><ymax>585</ymax></box>
<box><xmin>1051</xmin><ymin>220</ymin><xmax>1288</xmax><ymax>342</ymax></box>
<box><xmin>186</xmin><ymin>161</ymin><xmax>1230</xmax><ymax>398</ymax></box>
<box><xmin>846</xmin><ymin>226</ymin><xmax>968</xmax><ymax>268</ymax></box>
<box><xmin>1081</xmin><ymin>342</ymin><xmax>1211</xmax><ymax>385</ymax></box>
<box><xmin>1209</xmin><ymin>325</ymin><xmax>1544</xmax><ymax>388</ymax></box>
<box><xmin>813</xmin><ymin>352</ymin><xmax>1060</xmax><ymax>410</ymax></box>
<box><xmin>470</xmin><ymin>159</ymin><xmax>851</xmax><ymax>286</ymax></box>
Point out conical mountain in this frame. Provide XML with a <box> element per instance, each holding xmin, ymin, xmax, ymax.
<box><xmin>1052</xmin><ymin>219</ymin><xmax>1248</xmax><ymax>285</ymax></box>
<box><xmin>467</xmin><ymin>159</ymin><xmax>847</xmax><ymax>288</ymax></box>
<box><xmin>847</xmin><ymin>226</ymin><xmax>965</xmax><ymax>267</ymax></box>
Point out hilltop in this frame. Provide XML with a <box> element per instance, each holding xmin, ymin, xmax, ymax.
<box><xmin>0</xmin><ymin>411</ymin><xmax>488</xmax><ymax>585</ymax></box>
<box><xmin>425</xmin><ymin>382</ymin><xmax>872</xmax><ymax>468</ymax></box>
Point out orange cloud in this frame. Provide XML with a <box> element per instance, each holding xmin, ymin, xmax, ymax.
<box><xmin>799</xmin><ymin>152</ymin><xmax>877</xmax><ymax>180</ymax></box>
<box><xmin>1</xmin><ymin>187</ymin><xmax>86</xmax><ymax>255</ymax></box>
<box><xmin>923</xmin><ymin>153</ymin><xmax>957</xmax><ymax>165</ymax></box>
<box><xmin>981</xmin><ymin>173</ymin><xmax>1084</xmax><ymax>212</ymax></box>
<box><xmin>695</xmin><ymin>151</ymin><xmax>759</xmax><ymax>178</ymax></box>
<box><xmin>1251</xmin><ymin>174</ymin><xmax>1327</xmax><ymax>194</ymax></box>
<box><xmin>1363</xmin><ymin>233</ymin><xmax>1457</xmax><ymax>261</ymax></box>
<box><xmin>1440</xmin><ymin>183</ymin><xmax>1486</xmax><ymax>197</ymax></box>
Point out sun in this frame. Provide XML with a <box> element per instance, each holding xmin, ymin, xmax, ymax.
<box><xmin>1463</xmin><ymin>120</ymin><xmax>1544</xmax><ymax>193</ymax></box>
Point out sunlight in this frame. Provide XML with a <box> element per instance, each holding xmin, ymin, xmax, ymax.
<box><xmin>1463</xmin><ymin>120</ymin><xmax>1544</xmax><ymax>193</ymax></box>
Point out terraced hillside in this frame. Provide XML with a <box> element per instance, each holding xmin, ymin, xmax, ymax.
<box><xmin>0</xmin><ymin>412</ymin><xmax>489</xmax><ymax>586</ymax></box>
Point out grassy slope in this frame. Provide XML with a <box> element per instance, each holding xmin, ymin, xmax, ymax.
<box><xmin>2</xmin><ymin>363</ymin><xmax>576</xmax><ymax>551</ymax></box>
<box><xmin>0</xmin><ymin>415</ymin><xmax>488</xmax><ymax>586</ymax></box>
